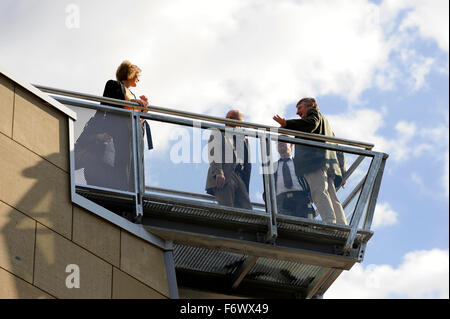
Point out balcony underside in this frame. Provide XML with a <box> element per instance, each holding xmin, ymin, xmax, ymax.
<box><xmin>76</xmin><ymin>186</ymin><xmax>373</xmax><ymax>298</ymax></box>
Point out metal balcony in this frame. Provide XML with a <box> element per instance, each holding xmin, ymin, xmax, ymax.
<box><xmin>36</xmin><ymin>84</ymin><xmax>388</xmax><ymax>298</ymax></box>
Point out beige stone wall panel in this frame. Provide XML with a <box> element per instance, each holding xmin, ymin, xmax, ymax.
<box><xmin>0</xmin><ymin>133</ymin><xmax>72</xmax><ymax>239</ymax></box>
<box><xmin>112</xmin><ymin>267</ymin><xmax>167</xmax><ymax>299</ymax></box>
<box><xmin>0</xmin><ymin>267</ymin><xmax>54</xmax><ymax>299</ymax></box>
<box><xmin>0</xmin><ymin>201</ymin><xmax>36</xmax><ymax>283</ymax></box>
<box><xmin>120</xmin><ymin>230</ymin><xmax>169</xmax><ymax>297</ymax></box>
<box><xmin>13</xmin><ymin>88</ymin><xmax>69</xmax><ymax>172</ymax></box>
<box><xmin>0</xmin><ymin>76</ymin><xmax>14</xmax><ymax>137</ymax></box>
<box><xmin>34</xmin><ymin>224</ymin><xmax>112</xmax><ymax>299</ymax></box>
<box><xmin>72</xmin><ymin>206</ymin><xmax>121</xmax><ymax>267</ymax></box>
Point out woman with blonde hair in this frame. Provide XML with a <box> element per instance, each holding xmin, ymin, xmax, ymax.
<box><xmin>109</xmin><ymin>60</ymin><xmax>149</xmax><ymax>109</ymax></box>
<box><xmin>78</xmin><ymin>60</ymin><xmax>152</xmax><ymax>192</ymax></box>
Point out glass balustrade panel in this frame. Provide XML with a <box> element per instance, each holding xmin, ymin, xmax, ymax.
<box><xmin>69</xmin><ymin>105</ymin><xmax>136</xmax><ymax>193</ymax></box>
<box><xmin>268</xmin><ymin>137</ymin><xmax>374</xmax><ymax>227</ymax></box>
<box><xmin>143</xmin><ymin>119</ymin><xmax>266</xmax><ymax>213</ymax></box>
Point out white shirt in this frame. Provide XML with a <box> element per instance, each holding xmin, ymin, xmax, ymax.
<box><xmin>276</xmin><ymin>158</ymin><xmax>304</xmax><ymax>196</ymax></box>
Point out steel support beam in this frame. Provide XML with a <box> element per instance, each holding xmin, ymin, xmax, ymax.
<box><xmin>259</xmin><ymin>131</ymin><xmax>278</xmax><ymax>242</ymax></box>
<box><xmin>338</xmin><ymin>155</ymin><xmax>365</xmax><ymax>191</ymax></box>
<box><xmin>132</xmin><ymin>114</ymin><xmax>143</xmax><ymax>222</ymax></box>
<box><xmin>231</xmin><ymin>256</ymin><xmax>259</xmax><ymax>289</ymax></box>
<box><xmin>344</xmin><ymin>154</ymin><xmax>383</xmax><ymax>251</ymax></box>
<box><xmin>363</xmin><ymin>155</ymin><xmax>388</xmax><ymax>230</ymax></box>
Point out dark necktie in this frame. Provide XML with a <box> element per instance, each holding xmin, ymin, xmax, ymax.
<box><xmin>232</xmin><ymin>135</ymin><xmax>237</xmax><ymax>163</ymax></box>
<box><xmin>280</xmin><ymin>158</ymin><xmax>293</xmax><ymax>188</ymax></box>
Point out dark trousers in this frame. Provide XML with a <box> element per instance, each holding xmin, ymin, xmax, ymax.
<box><xmin>215</xmin><ymin>172</ymin><xmax>252</xmax><ymax>210</ymax></box>
<box><xmin>277</xmin><ymin>191</ymin><xmax>315</xmax><ymax>218</ymax></box>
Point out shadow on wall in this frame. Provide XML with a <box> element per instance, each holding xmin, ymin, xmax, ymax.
<box><xmin>1</xmin><ymin>153</ymin><xmax>66</xmax><ymax>298</ymax></box>
<box><xmin>1</xmin><ymin>147</ymin><xmax>118</xmax><ymax>298</ymax></box>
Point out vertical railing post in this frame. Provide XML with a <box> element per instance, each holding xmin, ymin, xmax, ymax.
<box><xmin>354</xmin><ymin>154</ymin><xmax>387</xmax><ymax>264</ymax></box>
<box><xmin>259</xmin><ymin>130</ymin><xmax>277</xmax><ymax>242</ymax></box>
<box><xmin>68</xmin><ymin>118</ymin><xmax>76</xmax><ymax>201</ymax></box>
<box><xmin>132</xmin><ymin>112</ymin><xmax>144</xmax><ymax>223</ymax></box>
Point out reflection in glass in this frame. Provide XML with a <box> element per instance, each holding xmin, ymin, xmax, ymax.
<box><xmin>268</xmin><ymin>138</ymin><xmax>373</xmax><ymax>227</ymax></box>
<box><xmin>267</xmin><ymin>140</ymin><xmax>317</xmax><ymax>219</ymax></box>
<box><xmin>144</xmin><ymin>121</ymin><xmax>265</xmax><ymax>211</ymax></box>
<box><xmin>71</xmin><ymin>106</ymin><xmax>135</xmax><ymax>192</ymax></box>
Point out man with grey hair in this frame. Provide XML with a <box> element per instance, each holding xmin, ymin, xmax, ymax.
<box><xmin>205</xmin><ymin>110</ymin><xmax>252</xmax><ymax>210</ymax></box>
<box><xmin>273</xmin><ymin>98</ymin><xmax>347</xmax><ymax>225</ymax></box>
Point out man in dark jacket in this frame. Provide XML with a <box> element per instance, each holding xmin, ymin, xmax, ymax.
<box><xmin>273</xmin><ymin>98</ymin><xmax>347</xmax><ymax>225</ymax></box>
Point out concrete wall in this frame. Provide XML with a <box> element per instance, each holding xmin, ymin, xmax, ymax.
<box><xmin>0</xmin><ymin>75</ymin><xmax>169</xmax><ymax>299</ymax></box>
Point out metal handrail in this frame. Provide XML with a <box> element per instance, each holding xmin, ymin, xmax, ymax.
<box><xmin>35</xmin><ymin>84</ymin><xmax>374</xmax><ymax>150</ymax></box>
<box><xmin>54</xmin><ymin>82</ymin><xmax>388</xmax><ymax>257</ymax></box>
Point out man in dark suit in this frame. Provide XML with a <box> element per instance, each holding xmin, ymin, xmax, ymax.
<box><xmin>273</xmin><ymin>142</ymin><xmax>316</xmax><ymax>219</ymax></box>
<box><xmin>273</xmin><ymin>98</ymin><xmax>347</xmax><ymax>225</ymax></box>
<box><xmin>205</xmin><ymin>110</ymin><xmax>252</xmax><ymax>210</ymax></box>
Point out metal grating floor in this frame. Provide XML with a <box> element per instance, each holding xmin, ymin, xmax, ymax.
<box><xmin>173</xmin><ymin>244</ymin><xmax>325</xmax><ymax>298</ymax></box>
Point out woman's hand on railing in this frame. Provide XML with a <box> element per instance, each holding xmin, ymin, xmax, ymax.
<box><xmin>137</xmin><ymin>96</ymin><xmax>149</xmax><ymax>122</ymax></box>
<box><xmin>139</xmin><ymin>95</ymin><xmax>148</xmax><ymax>104</ymax></box>
<box><xmin>139</xmin><ymin>95</ymin><xmax>149</xmax><ymax>113</ymax></box>
<box><xmin>130</xmin><ymin>98</ymin><xmax>145</xmax><ymax>107</ymax></box>
<box><xmin>128</xmin><ymin>97</ymin><xmax>149</xmax><ymax>113</ymax></box>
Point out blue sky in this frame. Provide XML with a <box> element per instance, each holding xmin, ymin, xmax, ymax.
<box><xmin>1</xmin><ymin>0</ymin><xmax>448</xmax><ymax>298</ymax></box>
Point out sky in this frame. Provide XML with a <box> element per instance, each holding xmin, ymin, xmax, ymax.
<box><xmin>0</xmin><ymin>0</ymin><xmax>448</xmax><ymax>298</ymax></box>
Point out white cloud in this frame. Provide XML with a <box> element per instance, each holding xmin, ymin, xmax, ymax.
<box><xmin>395</xmin><ymin>120</ymin><xmax>416</xmax><ymax>138</ymax></box>
<box><xmin>380</xmin><ymin>0</ymin><xmax>449</xmax><ymax>52</ymax></box>
<box><xmin>138</xmin><ymin>0</ymin><xmax>394</xmax><ymax>124</ymax></box>
<box><xmin>376</xmin><ymin>0</ymin><xmax>448</xmax><ymax>92</ymax></box>
<box><xmin>328</xmin><ymin>109</ymin><xmax>448</xmax><ymax>200</ymax></box>
<box><xmin>0</xmin><ymin>0</ymin><xmax>388</xmax><ymax>125</ymax></box>
<box><xmin>372</xmin><ymin>202</ymin><xmax>398</xmax><ymax>229</ymax></box>
<box><xmin>1</xmin><ymin>1</ymin><xmax>447</xmax><ymax>180</ymax></box>
<box><xmin>398</xmin><ymin>49</ymin><xmax>435</xmax><ymax>90</ymax></box>
<box><xmin>390</xmin><ymin>121</ymin><xmax>418</xmax><ymax>161</ymax></box>
<box><xmin>400</xmin><ymin>0</ymin><xmax>449</xmax><ymax>52</ymax></box>
<box><xmin>327</xmin><ymin>110</ymin><xmax>421</xmax><ymax>161</ymax></box>
<box><xmin>327</xmin><ymin>109</ymin><xmax>386</xmax><ymax>149</ymax></box>
<box><xmin>0</xmin><ymin>0</ymin><xmax>446</xmax><ymax>125</ymax></box>
<box><xmin>325</xmin><ymin>249</ymin><xmax>449</xmax><ymax>298</ymax></box>
<box><xmin>328</xmin><ymin>110</ymin><xmax>448</xmax><ymax>169</ymax></box>
<box><xmin>410</xmin><ymin>57</ymin><xmax>434</xmax><ymax>90</ymax></box>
